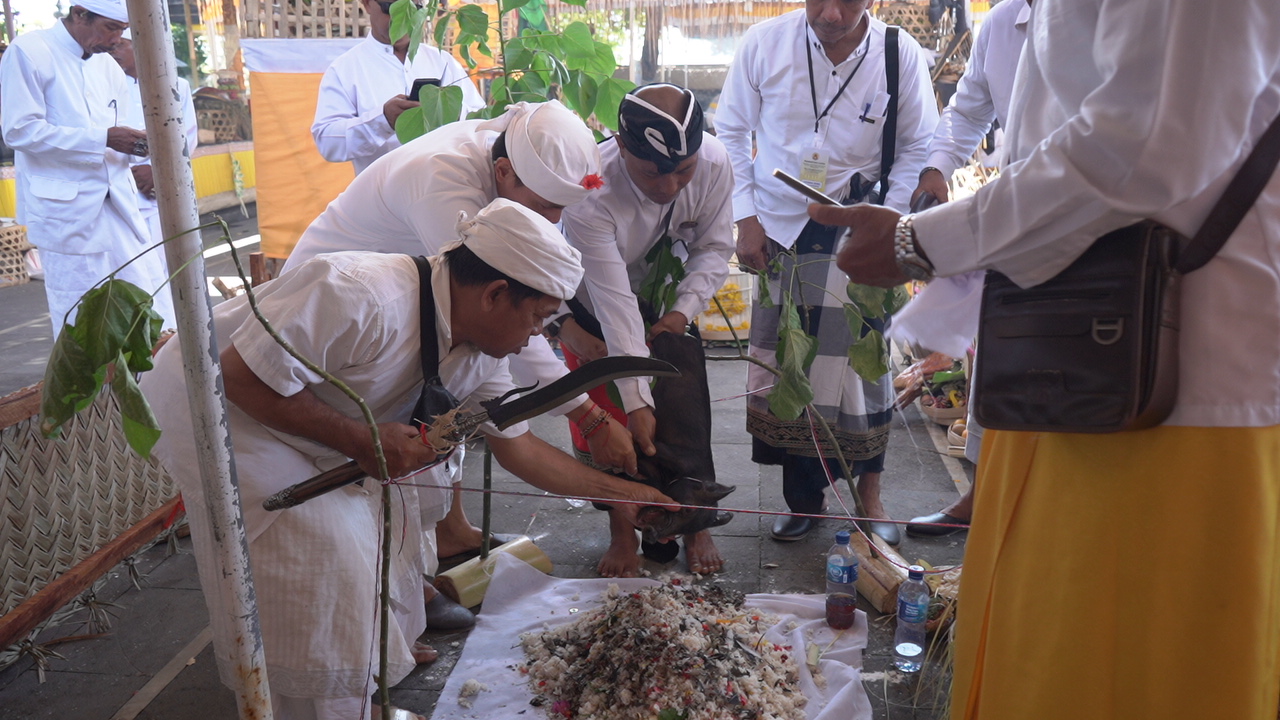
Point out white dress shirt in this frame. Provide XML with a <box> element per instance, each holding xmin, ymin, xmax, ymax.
<box><xmin>914</xmin><ymin>0</ymin><xmax>1280</xmax><ymax>428</ymax></box>
<box><xmin>924</xmin><ymin>0</ymin><xmax>1028</xmax><ymax>177</ymax></box>
<box><xmin>561</xmin><ymin>135</ymin><xmax>735</xmax><ymax>412</ymax></box>
<box><xmin>717</xmin><ymin>10</ymin><xmax>938</xmax><ymax>245</ymax></box>
<box><xmin>282</xmin><ymin>120</ymin><xmax>585</xmax><ymax>414</ymax></box>
<box><xmin>312</xmin><ymin>34</ymin><xmax>484</xmax><ymax>175</ymax></box>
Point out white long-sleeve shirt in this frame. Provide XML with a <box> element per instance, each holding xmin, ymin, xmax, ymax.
<box><xmin>561</xmin><ymin>135</ymin><xmax>735</xmax><ymax>412</ymax></box>
<box><xmin>913</xmin><ymin>0</ymin><xmax>1280</xmax><ymax>428</ymax></box>
<box><xmin>0</xmin><ymin>21</ymin><xmax>147</xmax><ymax>254</ymax></box>
<box><xmin>120</xmin><ymin>75</ymin><xmax>199</xmax><ymax>216</ymax></box>
<box><xmin>924</xmin><ymin>0</ymin><xmax>1028</xmax><ymax>177</ymax></box>
<box><xmin>312</xmin><ymin>34</ymin><xmax>484</xmax><ymax>175</ymax></box>
<box><xmin>716</xmin><ymin>10</ymin><xmax>938</xmax><ymax>245</ymax></box>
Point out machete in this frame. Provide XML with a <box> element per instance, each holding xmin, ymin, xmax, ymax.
<box><xmin>262</xmin><ymin>356</ymin><xmax>679</xmax><ymax>511</ymax></box>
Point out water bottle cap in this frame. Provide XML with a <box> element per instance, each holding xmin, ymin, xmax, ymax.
<box><xmin>835</xmin><ymin>530</ymin><xmax>851</xmax><ymax>544</ymax></box>
<box><xmin>907</xmin><ymin>565</ymin><xmax>925</xmax><ymax>580</ymax></box>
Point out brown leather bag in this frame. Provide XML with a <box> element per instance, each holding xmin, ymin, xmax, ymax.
<box><xmin>973</xmin><ymin>115</ymin><xmax>1280</xmax><ymax>433</ymax></box>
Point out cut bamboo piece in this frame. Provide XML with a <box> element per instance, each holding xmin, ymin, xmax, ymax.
<box><xmin>433</xmin><ymin>536</ymin><xmax>552</xmax><ymax>609</ymax></box>
<box><xmin>849</xmin><ymin>531</ymin><xmax>911</xmax><ymax>614</ymax></box>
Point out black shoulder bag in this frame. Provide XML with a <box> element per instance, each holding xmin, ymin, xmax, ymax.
<box><xmin>973</xmin><ymin>115</ymin><xmax>1280</xmax><ymax>433</ymax></box>
<box><xmin>411</xmin><ymin>256</ymin><xmax>461</xmax><ymax>430</ymax></box>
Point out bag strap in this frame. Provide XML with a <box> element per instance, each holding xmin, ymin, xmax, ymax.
<box><xmin>413</xmin><ymin>255</ymin><xmax>442</xmax><ymax>380</ymax></box>
<box><xmin>1177</xmin><ymin>114</ymin><xmax>1280</xmax><ymax>273</ymax></box>
<box><xmin>875</xmin><ymin>26</ymin><xmax>900</xmax><ymax>205</ymax></box>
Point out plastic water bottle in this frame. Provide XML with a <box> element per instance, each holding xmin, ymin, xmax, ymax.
<box><xmin>893</xmin><ymin>565</ymin><xmax>930</xmax><ymax>672</ymax></box>
<box><xmin>825</xmin><ymin>530</ymin><xmax>858</xmax><ymax>629</ymax></box>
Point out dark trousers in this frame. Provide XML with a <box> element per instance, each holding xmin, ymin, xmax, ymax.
<box><xmin>774</xmin><ymin>450</ymin><xmax>886</xmax><ymax>514</ymax></box>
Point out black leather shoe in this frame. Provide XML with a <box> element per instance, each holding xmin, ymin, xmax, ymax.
<box><xmin>905</xmin><ymin>511</ymin><xmax>970</xmax><ymax>538</ymax></box>
<box><xmin>868</xmin><ymin>520</ymin><xmax>902</xmax><ymax>546</ymax></box>
<box><xmin>424</xmin><ymin>591</ymin><xmax>476</xmax><ymax>630</ymax></box>
<box><xmin>771</xmin><ymin>515</ymin><xmax>814</xmax><ymax>541</ymax></box>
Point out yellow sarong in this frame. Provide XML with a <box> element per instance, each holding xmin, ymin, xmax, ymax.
<box><xmin>951</xmin><ymin>426</ymin><xmax>1280</xmax><ymax>719</ymax></box>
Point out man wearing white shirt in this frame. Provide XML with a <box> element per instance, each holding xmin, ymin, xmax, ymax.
<box><xmin>312</xmin><ymin>0</ymin><xmax>484</xmax><ymax>175</ymax></box>
<box><xmin>0</xmin><ymin>0</ymin><xmax>160</xmax><ymax>337</ymax></box>
<box><xmin>716</xmin><ymin>0</ymin><xmax>937</xmax><ymax>544</ymax></box>
<box><xmin>825</xmin><ymin>0</ymin><xmax>1280</xmax><ymax>716</ymax></box>
<box><xmin>109</xmin><ymin>27</ymin><xmax>200</xmax><ymax>330</ymax></box>
<box><xmin>142</xmin><ymin>200</ymin><xmax>674</xmax><ymax>720</ymax></box>
<box><xmin>285</xmin><ymin>100</ymin><xmax>638</xmax><ymax>561</ymax></box>
<box><xmin>901</xmin><ymin>0</ymin><xmax>1029</xmax><ymax>538</ymax></box>
<box><xmin>558</xmin><ymin>84</ymin><xmax>735</xmax><ymax>577</ymax></box>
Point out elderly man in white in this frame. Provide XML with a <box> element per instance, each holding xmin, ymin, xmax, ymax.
<box><xmin>286</xmin><ymin>100</ymin><xmax>638</xmax><ymax>569</ymax></box>
<box><xmin>141</xmin><ymin>199</ymin><xmax>675</xmax><ymax>720</ymax></box>
<box><xmin>312</xmin><ymin>0</ymin><xmax>484</xmax><ymax>175</ymax></box>
<box><xmin>0</xmin><ymin>0</ymin><xmax>162</xmax><ymax>336</ymax></box>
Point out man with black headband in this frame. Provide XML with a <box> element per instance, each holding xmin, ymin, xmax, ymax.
<box><xmin>717</xmin><ymin>0</ymin><xmax>937</xmax><ymax>544</ymax></box>
<box><xmin>560</xmin><ymin>83</ymin><xmax>735</xmax><ymax>577</ymax></box>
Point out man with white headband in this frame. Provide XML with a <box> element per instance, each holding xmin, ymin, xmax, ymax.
<box><xmin>283</xmin><ymin>100</ymin><xmax>635</xmax><ymax>568</ymax></box>
<box><xmin>0</xmin><ymin>0</ymin><xmax>163</xmax><ymax>337</ymax></box>
<box><xmin>558</xmin><ymin>83</ymin><xmax>735</xmax><ymax>577</ymax></box>
<box><xmin>141</xmin><ymin>198</ymin><xmax>675</xmax><ymax>720</ymax></box>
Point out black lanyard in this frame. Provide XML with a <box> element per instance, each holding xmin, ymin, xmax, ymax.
<box><xmin>805</xmin><ymin>27</ymin><xmax>872</xmax><ymax>135</ymax></box>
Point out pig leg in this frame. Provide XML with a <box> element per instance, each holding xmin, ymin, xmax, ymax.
<box><xmin>682</xmin><ymin>530</ymin><xmax>723</xmax><ymax>574</ymax></box>
<box><xmin>598</xmin><ymin>507</ymin><xmax>643</xmax><ymax>577</ymax></box>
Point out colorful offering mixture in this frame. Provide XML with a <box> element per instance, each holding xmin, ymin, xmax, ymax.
<box><xmin>520</xmin><ymin>583</ymin><xmax>808</xmax><ymax>720</ymax></box>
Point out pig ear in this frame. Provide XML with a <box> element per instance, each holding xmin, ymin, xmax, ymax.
<box><xmin>695</xmin><ymin>480</ymin><xmax>735</xmax><ymax>503</ymax></box>
<box><xmin>636</xmin><ymin>506</ymin><xmax>669</xmax><ymax>525</ymax></box>
<box><xmin>711</xmin><ymin>511</ymin><xmax>734</xmax><ymax>528</ymax></box>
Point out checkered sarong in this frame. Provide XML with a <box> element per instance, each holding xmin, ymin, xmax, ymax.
<box><xmin>746</xmin><ymin>220</ymin><xmax>893</xmax><ymax>462</ymax></box>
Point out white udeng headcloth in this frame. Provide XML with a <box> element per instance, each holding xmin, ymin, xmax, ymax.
<box><xmin>478</xmin><ymin>100</ymin><xmax>603</xmax><ymax>207</ymax></box>
<box><xmin>76</xmin><ymin>0</ymin><xmax>129</xmax><ymax>23</ymax></box>
<box><xmin>445</xmin><ymin>198</ymin><xmax>584</xmax><ymax>300</ymax></box>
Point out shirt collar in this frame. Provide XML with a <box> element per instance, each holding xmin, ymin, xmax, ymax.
<box><xmin>804</xmin><ymin>15</ymin><xmax>871</xmax><ymax>67</ymax></box>
<box><xmin>1016</xmin><ymin>0</ymin><xmax>1032</xmax><ymax>29</ymax></box>
<box><xmin>52</xmin><ymin>20</ymin><xmax>90</xmax><ymax>61</ymax></box>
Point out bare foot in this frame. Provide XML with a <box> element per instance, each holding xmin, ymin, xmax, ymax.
<box><xmin>597</xmin><ymin>509</ymin><xmax>642</xmax><ymax>577</ymax></box>
<box><xmin>856</xmin><ymin>472</ymin><xmax>891</xmax><ymax>519</ymax></box>
<box><xmin>682</xmin><ymin>530</ymin><xmax>723</xmax><ymax>574</ymax></box>
<box><xmin>436</xmin><ymin>525</ymin><xmax>485</xmax><ymax>559</ymax></box>
<box><xmin>411</xmin><ymin>640</ymin><xmax>438</xmax><ymax>664</ymax></box>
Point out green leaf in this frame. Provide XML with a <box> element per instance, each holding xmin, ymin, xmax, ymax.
<box><xmin>501</xmin><ymin>0</ymin><xmax>533</xmax><ymax>12</ymax></box>
<box><xmin>456</xmin><ymin>4</ymin><xmax>490</xmax><ymax>36</ymax></box>
<box><xmin>69</xmin><ymin>279</ymin><xmax>161</xmax><ymax>373</ymax></box>
<box><xmin>657</xmin><ymin>710</ymin><xmax>689</xmax><ymax>720</ymax></box>
<box><xmin>395</xmin><ymin>105</ymin><xmax>426</xmax><ymax>144</ymax></box>
<box><xmin>415</xmin><ymin>84</ymin><xmax>464</xmax><ymax>135</ymax></box>
<box><xmin>845</xmin><ymin>282</ymin><xmax>886</xmax><ymax>320</ymax></box>
<box><xmin>389</xmin><ymin>0</ymin><xmax>413</xmax><ymax>44</ymax></box>
<box><xmin>560</xmin><ymin>22</ymin><xmax>596</xmax><ymax>60</ymax></box>
<box><xmin>111</xmin><ymin>350</ymin><xmax>162</xmax><ymax>458</ymax></box>
<box><xmin>433</xmin><ymin>10</ymin><xmax>451</xmax><ymax>47</ymax></box>
<box><xmin>882</xmin><ymin>284</ymin><xmax>910</xmax><ymax>316</ymax></box>
<box><xmin>458</xmin><ymin>42</ymin><xmax>474</xmax><ymax>69</ymax></box>
<box><xmin>504</xmin><ymin>40</ymin><xmax>535</xmax><ymax>71</ymax></box>
<box><xmin>40</xmin><ymin>330</ymin><xmax>102</xmax><ymax>439</ymax></box>
<box><xmin>768</xmin><ymin>297</ymin><xmax>817</xmax><ymax>421</ymax></box>
<box><xmin>638</xmin><ymin>237</ymin><xmax>686</xmax><ymax>317</ymax></box>
<box><xmin>566</xmin><ymin>71</ymin><xmax>598</xmax><ymax>119</ymax></box>
<box><xmin>594</xmin><ymin>77</ymin><xmax>635</xmax><ymax>131</ymax></box>
<box><xmin>560</xmin><ymin>0</ymin><xmax>587</xmax><ymax>6</ymax></box>
<box><xmin>754</xmin><ymin>270</ymin><xmax>774</xmax><ymax>309</ymax></box>
<box><xmin>847</xmin><ymin>328</ymin><xmax>889</xmax><ymax>380</ymax></box>
<box><xmin>589</xmin><ymin>40</ymin><xmax>619</xmax><ymax>75</ymax></box>
<box><xmin>476</xmin><ymin>40</ymin><xmax>493</xmax><ymax>59</ymax></box>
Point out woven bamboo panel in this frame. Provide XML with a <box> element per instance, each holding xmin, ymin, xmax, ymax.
<box><xmin>0</xmin><ymin>224</ymin><xmax>30</xmax><ymax>289</ymax></box>
<box><xmin>242</xmin><ymin>0</ymin><xmax>372</xmax><ymax>39</ymax></box>
<box><xmin>0</xmin><ymin>386</ymin><xmax>176</xmax><ymax>617</ymax></box>
<box><xmin>872</xmin><ymin>1</ymin><xmax>934</xmax><ymax>47</ymax></box>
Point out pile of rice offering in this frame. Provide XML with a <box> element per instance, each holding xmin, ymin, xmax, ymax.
<box><xmin>520</xmin><ymin>582</ymin><xmax>808</xmax><ymax>719</ymax></box>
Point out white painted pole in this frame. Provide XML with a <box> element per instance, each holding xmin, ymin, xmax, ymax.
<box><xmin>123</xmin><ymin>1</ymin><xmax>273</xmax><ymax>718</ymax></box>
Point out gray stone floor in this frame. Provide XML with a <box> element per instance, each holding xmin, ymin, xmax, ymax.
<box><xmin>0</xmin><ymin>205</ymin><xmax>972</xmax><ymax>719</ymax></box>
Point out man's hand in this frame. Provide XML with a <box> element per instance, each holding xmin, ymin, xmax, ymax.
<box><xmin>627</xmin><ymin>406</ymin><xmax>657</xmax><ymax>459</ymax></box>
<box><xmin>107</xmin><ymin>127</ymin><xmax>148</xmax><ymax>156</ymax></box>
<box><xmin>612</xmin><ymin>480</ymin><xmax>679</xmax><ymax>536</ymax></box>
<box><xmin>558</xmin><ymin>317</ymin><xmax>607</xmax><ymax>361</ymax></box>
<box><xmin>587</xmin><ymin>415</ymin><xmax>638</xmax><ymax>476</ymax></box>
<box><xmin>646</xmin><ymin>311</ymin><xmax>688</xmax><ymax>341</ymax></box>
<box><xmin>131</xmin><ymin>165</ymin><xmax>155</xmax><ymax>197</ymax></box>
<box><xmin>351</xmin><ymin>422</ymin><xmax>438</xmax><ymax>480</ymax></box>
<box><xmin>912</xmin><ymin>167</ymin><xmax>950</xmax><ymax>205</ymax></box>
<box><xmin>735</xmin><ymin>216</ymin><xmax>772</xmax><ymax>271</ymax></box>
<box><xmin>383</xmin><ymin>95</ymin><xmax>419</xmax><ymax>129</ymax></box>
<box><xmin>808</xmin><ymin>203</ymin><xmax>908</xmax><ymax>288</ymax></box>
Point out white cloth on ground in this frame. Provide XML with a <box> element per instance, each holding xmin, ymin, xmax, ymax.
<box><xmin>433</xmin><ymin>553</ymin><xmax>874</xmax><ymax>720</ymax></box>
<box><xmin>912</xmin><ymin>0</ymin><xmax>1280</xmax><ymax>428</ymax></box>
<box><xmin>312</xmin><ymin>33</ymin><xmax>484</xmax><ymax>175</ymax></box>
<box><xmin>141</xmin><ymin>252</ymin><xmax>529</xmax><ymax>706</ymax></box>
<box><xmin>561</xmin><ymin>134</ymin><xmax>735</xmax><ymax>412</ymax></box>
<box><xmin>716</xmin><ymin>9</ymin><xmax>938</xmax><ymax>237</ymax></box>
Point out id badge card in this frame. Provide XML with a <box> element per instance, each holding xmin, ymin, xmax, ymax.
<box><xmin>799</xmin><ymin>147</ymin><xmax>831</xmax><ymax>193</ymax></box>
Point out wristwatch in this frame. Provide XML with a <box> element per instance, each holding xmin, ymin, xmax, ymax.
<box><xmin>894</xmin><ymin>214</ymin><xmax>935</xmax><ymax>282</ymax></box>
<box><xmin>919</xmin><ymin>165</ymin><xmax>943</xmax><ymax>179</ymax></box>
<box><xmin>544</xmin><ymin>313</ymin><xmax>573</xmax><ymax>338</ymax></box>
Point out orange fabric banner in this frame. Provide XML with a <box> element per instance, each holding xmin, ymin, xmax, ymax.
<box><xmin>248</xmin><ymin>71</ymin><xmax>354</xmax><ymax>259</ymax></box>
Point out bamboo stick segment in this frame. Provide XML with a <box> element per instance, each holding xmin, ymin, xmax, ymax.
<box><xmin>433</xmin><ymin>536</ymin><xmax>552</xmax><ymax>609</ymax></box>
<box><xmin>849</xmin><ymin>531</ymin><xmax>911</xmax><ymax>614</ymax></box>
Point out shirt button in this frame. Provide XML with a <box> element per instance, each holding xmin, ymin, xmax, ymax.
<box><xmin>832</xmin><ymin>71</ymin><xmax>837</xmax><ymax>77</ymax></box>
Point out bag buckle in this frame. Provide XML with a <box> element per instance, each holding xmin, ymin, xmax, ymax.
<box><xmin>1092</xmin><ymin>318</ymin><xmax>1124</xmax><ymax>345</ymax></box>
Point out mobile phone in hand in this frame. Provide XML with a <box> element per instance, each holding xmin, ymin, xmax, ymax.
<box><xmin>409</xmin><ymin>78</ymin><xmax>441</xmax><ymax>102</ymax></box>
<box><xmin>772</xmin><ymin>168</ymin><xmax>842</xmax><ymax>206</ymax></box>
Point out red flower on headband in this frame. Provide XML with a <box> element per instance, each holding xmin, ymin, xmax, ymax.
<box><xmin>580</xmin><ymin>174</ymin><xmax>604</xmax><ymax>190</ymax></box>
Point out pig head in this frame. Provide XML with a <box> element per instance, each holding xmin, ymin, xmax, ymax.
<box><xmin>631</xmin><ymin>328</ymin><xmax>735</xmax><ymax>542</ymax></box>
